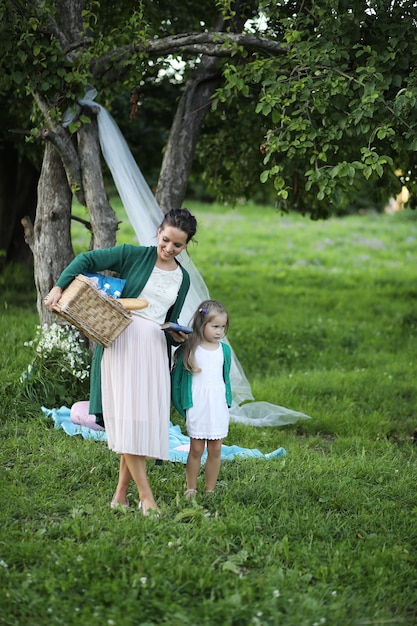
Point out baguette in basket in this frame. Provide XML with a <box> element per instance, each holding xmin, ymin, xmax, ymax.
<box><xmin>118</xmin><ymin>298</ymin><xmax>148</xmax><ymax>311</ymax></box>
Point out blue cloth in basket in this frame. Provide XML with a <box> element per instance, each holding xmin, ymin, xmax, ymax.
<box><xmin>83</xmin><ymin>273</ymin><xmax>126</xmax><ymax>298</ymax></box>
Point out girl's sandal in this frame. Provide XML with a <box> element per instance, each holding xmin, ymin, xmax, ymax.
<box><xmin>184</xmin><ymin>489</ymin><xmax>197</xmax><ymax>499</ymax></box>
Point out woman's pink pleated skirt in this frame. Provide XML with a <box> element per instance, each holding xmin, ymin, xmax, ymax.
<box><xmin>101</xmin><ymin>315</ymin><xmax>170</xmax><ymax>459</ymax></box>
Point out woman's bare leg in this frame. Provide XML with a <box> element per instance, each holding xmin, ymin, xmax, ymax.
<box><xmin>186</xmin><ymin>438</ymin><xmax>205</xmax><ymax>491</ymax></box>
<box><xmin>205</xmin><ymin>439</ymin><xmax>223</xmax><ymax>492</ymax></box>
<box><xmin>123</xmin><ymin>453</ymin><xmax>159</xmax><ymax>513</ymax></box>
<box><xmin>111</xmin><ymin>455</ymin><xmax>131</xmax><ymax>506</ymax></box>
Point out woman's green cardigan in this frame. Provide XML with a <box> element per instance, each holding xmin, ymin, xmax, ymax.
<box><xmin>55</xmin><ymin>244</ymin><xmax>190</xmax><ymax>417</ymax></box>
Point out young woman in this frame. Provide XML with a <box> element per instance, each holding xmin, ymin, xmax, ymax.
<box><xmin>45</xmin><ymin>208</ymin><xmax>198</xmax><ymax>515</ymax></box>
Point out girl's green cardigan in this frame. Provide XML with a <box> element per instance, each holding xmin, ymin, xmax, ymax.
<box><xmin>171</xmin><ymin>342</ymin><xmax>232</xmax><ymax>419</ymax></box>
<box><xmin>55</xmin><ymin>244</ymin><xmax>190</xmax><ymax>418</ymax></box>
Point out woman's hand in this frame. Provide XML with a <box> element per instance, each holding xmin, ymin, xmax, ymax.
<box><xmin>169</xmin><ymin>330</ymin><xmax>188</xmax><ymax>344</ymax></box>
<box><xmin>44</xmin><ymin>286</ymin><xmax>63</xmax><ymax>311</ymax></box>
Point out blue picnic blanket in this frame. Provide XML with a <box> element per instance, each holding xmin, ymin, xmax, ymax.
<box><xmin>41</xmin><ymin>406</ymin><xmax>286</xmax><ymax>464</ymax></box>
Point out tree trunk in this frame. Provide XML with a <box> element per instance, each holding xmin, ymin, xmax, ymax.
<box><xmin>155</xmin><ymin>0</ymin><xmax>258</xmax><ymax>211</ymax></box>
<box><xmin>31</xmin><ymin>142</ymin><xmax>74</xmax><ymax>324</ymax></box>
<box><xmin>77</xmin><ymin>114</ymin><xmax>119</xmax><ymax>250</ymax></box>
<box><xmin>23</xmin><ymin>116</ymin><xmax>119</xmax><ymax>326</ymax></box>
<box><xmin>155</xmin><ymin>57</ymin><xmax>223</xmax><ymax>211</ymax></box>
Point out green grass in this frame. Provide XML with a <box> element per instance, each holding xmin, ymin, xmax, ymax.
<box><xmin>1</xmin><ymin>203</ymin><xmax>417</xmax><ymax>625</ymax></box>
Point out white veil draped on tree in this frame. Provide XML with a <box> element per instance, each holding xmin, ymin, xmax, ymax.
<box><xmin>73</xmin><ymin>92</ymin><xmax>311</xmax><ymax>427</ymax></box>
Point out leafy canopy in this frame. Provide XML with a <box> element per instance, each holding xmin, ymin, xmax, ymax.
<box><xmin>1</xmin><ymin>0</ymin><xmax>417</xmax><ymax>215</ymax></box>
<box><xmin>211</xmin><ymin>0</ymin><xmax>417</xmax><ymax>215</ymax></box>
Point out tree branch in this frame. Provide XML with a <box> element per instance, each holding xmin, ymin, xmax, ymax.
<box><xmin>21</xmin><ymin>216</ymin><xmax>34</xmax><ymax>253</ymax></box>
<box><xmin>71</xmin><ymin>213</ymin><xmax>92</xmax><ymax>231</ymax></box>
<box><xmin>32</xmin><ymin>91</ymin><xmax>86</xmax><ymax>205</ymax></box>
<box><xmin>92</xmin><ymin>32</ymin><xmax>286</xmax><ymax>79</ymax></box>
<box><xmin>40</xmin><ymin>127</ymin><xmax>86</xmax><ymax>205</ymax></box>
<box><xmin>32</xmin><ymin>0</ymin><xmax>90</xmax><ymax>62</ymax></box>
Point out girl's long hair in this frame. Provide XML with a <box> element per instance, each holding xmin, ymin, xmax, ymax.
<box><xmin>176</xmin><ymin>300</ymin><xmax>229</xmax><ymax>372</ymax></box>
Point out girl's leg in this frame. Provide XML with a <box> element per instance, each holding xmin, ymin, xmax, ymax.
<box><xmin>186</xmin><ymin>438</ymin><xmax>205</xmax><ymax>491</ymax></box>
<box><xmin>111</xmin><ymin>454</ymin><xmax>131</xmax><ymax>506</ymax></box>
<box><xmin>123</xmin><ymin>453</ymin><xmax>159</xmax><ymax>514</ymax></box>
<box><xmin>205</xmin><ymin>439</ymin><xmax>223</xmax><ymax>492</ymax></box>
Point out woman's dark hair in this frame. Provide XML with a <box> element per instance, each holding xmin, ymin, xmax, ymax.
<box><xmin>159</xmin><ymin>208</ymin><xmax>197</xmax><ymax>243</ymax></box>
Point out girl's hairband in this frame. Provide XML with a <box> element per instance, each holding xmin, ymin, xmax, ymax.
<box><xmin>199</xmin><ymin>307</ymin><xmax>207</xmax><ymax>314</ymax></box>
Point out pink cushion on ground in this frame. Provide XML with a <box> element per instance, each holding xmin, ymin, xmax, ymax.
<box><xmin>70</xmin><ymin>401</ymin><xmax>105</xmax><ymax>431</ymax></box>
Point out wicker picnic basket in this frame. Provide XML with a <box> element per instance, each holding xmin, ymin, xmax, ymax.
<box><xmin>53</xmin><ymin>274</ymin><xmax>132</xmax><ymax>348</ymax></box>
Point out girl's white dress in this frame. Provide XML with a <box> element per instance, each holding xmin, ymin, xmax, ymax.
<box><xmin>101</xmin><ymin>266</ymin><xmax>182</xmax><ymax>459</ymax></box>
<box><xmin>185</xmin><ymin>344</ymin><xmax>230</xmax><ymax>440</ymax></box>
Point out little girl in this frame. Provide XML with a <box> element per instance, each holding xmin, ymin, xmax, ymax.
<box><xmin>171</xmin><ymin>300</ymin><xmax>232</xmax><ymax>497</ymax></box>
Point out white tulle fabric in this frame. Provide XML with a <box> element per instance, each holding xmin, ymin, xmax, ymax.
<box><xmin>73</xmin><ymin>91</ymin><xmax>311</xmax><ymax>427</ymax></box>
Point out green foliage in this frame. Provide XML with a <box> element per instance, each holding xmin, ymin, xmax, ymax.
<box><xmin>213</xmin><ymin>1</ymin><xmax>417</xmax><ymax>215</ymax></box>
<box><xmin>1</xmin><ymin>202</ymin><xmax>417</xmax><ymax>624</ymax></box>
<box><xmin>0</xmin><ymin>0</ymin><xmax>222</xmax><ymax>185</ymax></box>
<box><xmin>3</xmin><ymin>0</ymin><xmax>417</xmax><ymax>215</ymax></box>
<box><xmin>196</xmin><ymin>83</ymin><xmax>277</xmax><ymax>204</ymax></box>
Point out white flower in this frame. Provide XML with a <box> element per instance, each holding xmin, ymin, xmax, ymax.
<box><xmin>22</xmin><ymin>323</ymin><xmax>90</xmax><ymax>382</ymax></box>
